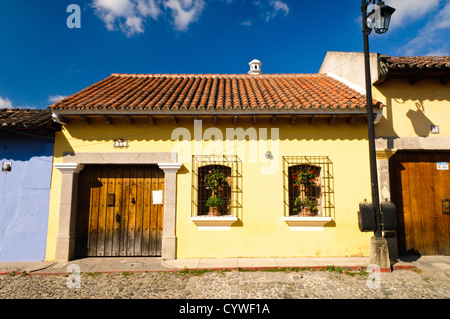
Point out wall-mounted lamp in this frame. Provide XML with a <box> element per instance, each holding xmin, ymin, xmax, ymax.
<box><xmin>431</xmin><ymin>125</ymin><xmax>440</xmax><ymax>134</ymax></box>
<box><xmin>2</xmin><ymin>162</ymin><xmax>12</xmax><ymax>172</ymax></box>
<box><xmin>113</xmin><ymin>138</ymin><xmax>129</xmax><ymax>149</ymax></box>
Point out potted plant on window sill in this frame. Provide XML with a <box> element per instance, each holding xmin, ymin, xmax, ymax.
<box><xmin>292</xmin><ymin>197</ymin><xmax>318</xmax><ymax>217</ymax></box>
<box><xmin>206</xmin><ymin>196</ymin><xmax>224</xmax><ymax>217</ymax></box>
<box><xmin>204</xmin><ymin>168</ymin><xmax>228</xmax><ymax>217</ymax></box>
<box><xmin>292</xmin><ymin>167</ymin><xmax>319</xmax><ymax>217</ymax></box>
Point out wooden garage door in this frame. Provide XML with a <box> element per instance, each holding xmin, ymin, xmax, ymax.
<box><xmin>75</xmin><ymin>165</ymin><xmax>164</xmax><ymax>257</ymax></box>
<box><xmin>390</xmin><ymin>151</ymin><xmax>450</xmax><ymax>255</ymax></box>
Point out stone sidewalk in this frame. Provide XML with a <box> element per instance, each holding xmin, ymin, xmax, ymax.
<box><xmin>1</xmin><ymin>255</ymin><xmax>450</xmax><ymax>275</ymax></box>
<box><xmin>0</xmin><ymin>256</ymin><xmax>449</xmax><ymax>301</ymax></box>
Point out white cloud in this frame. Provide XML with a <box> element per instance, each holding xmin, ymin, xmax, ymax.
<box><xmin>388</xmin><ymin>0</ymin><xmax>441</xmax><ymax>29</ymax></box>
<box><xmin>137</xmin><ymin>0</ymin><xmax>161</xmax><ymax>19</ymax></box>
<box><xmin>164</xmin><ymin>0</ymin><xmax>205</xmax><ymax>31</ymax></box>
<box><xmin>0</xmin><ymin>96</ymin><xmax>35</xmax><ymax>109</ymax></box>
<box><xmin>262</xmin><ymin>0</ymin><xmax>290</xmax><ymax>22</ymax></box>
<box><xmin>93</xmin><ymin>0</ymin><xmax>205</xmax><ymax>34</ymax></box>
<box><xmin>92</xmin><ymin>0</ymin><xmax>161</xmax><ymax>36</ymax></box>
<box><xmin>48</xmin><ymin>95</ymin><xmax>68</xmax><ymax>103</ymax></box>
<box><xmin>398</xmin><ymin>1</ymin><xmax>450</xmax><ymax>56</ymax></box>
<box><xmin>92</xmin><ymin>0</ymin><xmax>289</xmax><ymax>35</ymax></box>
<box><xmin>0</xmin><ymin>96</ymin><xmax>13</xmax><ymax>109</ymax></box>
<box><xmin>271</xmin><ymin>0</ymin><xmax>289</xmax><ymax>15</ymax></box>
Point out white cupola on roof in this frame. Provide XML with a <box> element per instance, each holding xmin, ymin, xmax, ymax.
<box><xmin>248</xmin><ymin>59</ymin><xmax>262</xmax><ymax>74</ymax></box>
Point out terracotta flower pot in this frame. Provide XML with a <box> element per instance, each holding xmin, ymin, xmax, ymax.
<box><xmin>301</xmin><ymin>207</ymin><xmax>313</xmax><ymax>216</ymax></box>
<box><xmin>208</xmin><ymin>207</ymin><xmax>221</xmax><ymax>217</ymax></box>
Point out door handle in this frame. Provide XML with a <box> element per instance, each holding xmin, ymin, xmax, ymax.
<box><xmin>116</xmin><ymin>213</ymin><xmax>120</xmax><ymax>223</ymax></box>
<box><xmin>131</xmin><ymin>197</ymin><xmax>136</xmax><ymax>205</ymax></box>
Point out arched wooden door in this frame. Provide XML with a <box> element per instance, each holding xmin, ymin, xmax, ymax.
<box><xmin>75</xmin><ymin>165</ymin><xmax>165</xmax><ymax>257</ymax></box>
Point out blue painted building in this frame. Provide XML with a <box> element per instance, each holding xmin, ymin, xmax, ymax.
<box><xmin>0</xmin><ymin>109</ymin><xmax>60</xmax><ymax>261</ymax></box>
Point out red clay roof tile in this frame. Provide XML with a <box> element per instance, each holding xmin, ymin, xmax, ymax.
<box><xmin>1</xmin><ymin>108</ymin><xmax>60</xmax><ymax>130</ymax></box>
<box><xmin>49</xmin><ymin>74</ymin><xmax>381</xmax><ymax>111</ymax></box>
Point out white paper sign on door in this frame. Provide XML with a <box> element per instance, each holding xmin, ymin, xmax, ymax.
<box><xmin>152</xmin><ymin>190</ymin><xmax>163</xmax><ymax>205</ymax></box>
<box><xmin>437</xmin><ymin>162</ymin><xmax>449</xmax><ymax>170</ymax></box>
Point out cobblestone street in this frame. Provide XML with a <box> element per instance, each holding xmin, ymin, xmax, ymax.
<box><xmin>0</xmin><ymin>266</ymin><xmax>449</xmax><ymax>300</ymax></box>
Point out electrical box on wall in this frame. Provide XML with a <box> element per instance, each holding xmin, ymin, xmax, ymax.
<box><xmin>358</xmin><ymin>202</ymin><xmax>376</xmax><ymax>232</ymax></box>
<box><xmin>381</xmin><ymin>201</ymin><xmax>397</xmax><ymax>231</ymax></box>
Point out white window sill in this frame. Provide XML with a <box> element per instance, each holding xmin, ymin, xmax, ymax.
<box><xmin>283</xmin><ymin>216</ymin><xmax>332</xmax><ymax>231</ymax></box>
<box><xmin>191</xmin><ymin>216</ymin><xmax>238</xmax><ymax>230</ymax></box>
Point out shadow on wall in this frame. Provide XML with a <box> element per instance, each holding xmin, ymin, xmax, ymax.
<box><xmin>375</xmin><ymin>79</ymin><xmax>448</xmax><ymax>139</ymax></box>
<box><xmin>405</xmin><ymin>102</ymin><xmax>435</xmax><ymax>137</ymax></box>
<box><xmin>376</xmin><ymin>96</ymin><xmax>436</xmax><ymax>139</ymax></box>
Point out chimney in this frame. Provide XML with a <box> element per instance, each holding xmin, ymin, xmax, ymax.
<box><xmin>248</xmin><ymin>59</ymin><xmax>262</xmax><ymax>74</ymax></box>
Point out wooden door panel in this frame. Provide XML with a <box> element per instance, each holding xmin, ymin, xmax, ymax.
<box><xmin>120</xmin><ymin>165</ymin><xmax>130</xmax><ymax>256</ymax></box>
<box><xmin>391</xmin><ymin>151</ymin><xmax>450</xmax><ymax>256</ymax></box>
<box><xmin>433</xmin><ymin>154</ymin><xmax>450</xmax><ymax>255</ymax></box>
<box><xmin>127</xmin><ymin>166</ymin><xmax>137</xmax><ymax>256</ymax></box>
<box><xmin>88</xmin><ymin>168</ymin><xmax>101</xmax><ymax>256</ymax></box>
<box><xmin>75</xmin><ymin>165</ymin><xmax>164</xmax><ymax>257</ymax></box>
<box><xmin>141</xmin><ymin>166</ymin><xmax>152</xmax><ymax>256</ymax></box>
<box><xmin>112</xmin><ymin>166</ymin><xmax>122</xmax><ymax>256</ymax></box>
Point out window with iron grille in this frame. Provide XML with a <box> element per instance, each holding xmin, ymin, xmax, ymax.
<box><xmin>283</xmin><ymin>156</ymin><xmax>334</xmax><ymax>217</ymax></box>
<box><xmin>192</xmin><ymin>155</ymin><xmax>242</xmax><ymax>217</ymax></box>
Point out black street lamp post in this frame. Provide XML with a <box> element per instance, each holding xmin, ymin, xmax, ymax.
<box><xmin>360</xmin><ymin>0</ymin><xmax>395</xmax><ymax>256</ymax></box>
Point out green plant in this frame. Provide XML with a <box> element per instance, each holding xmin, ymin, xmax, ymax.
<box><xmin>204</xmin><ymin>168</ymin><xmax>228</xmax><ymax>210</ymax></box>
<box><xmin>292</xmin><ymin>197</ymin><xmax>318</xmax><ymax>214</ymax></box>
<box><xmin>293</xmin><ymin>167</ymin><xmax>316</xmax><ymax>186</ymax></box>
<box><xmin>122</xmin><ymin>271</ymin><xmax>134</xmax><ymax>278</ymax></box>
<box><xmin>206</xmin><ymin>196</ymin><xmax>224</xmax><ymax>208</ymax></box>
<box><xmin>204</xmin><ymin>168</ymin><xmax>227</xmax><ymax>195</ymax></box>
<box><xmin>84</xmin><ymin>272</ymin><xmax>101</xmax><ymax>278</ymax></box>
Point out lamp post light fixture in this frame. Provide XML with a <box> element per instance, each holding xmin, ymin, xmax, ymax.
<box><xmin>361</xmin><ymin>0</ymin><xmax>395</xmax><ymax>269</ymax></box>
<box><xmin>113</xmin><ymin>138</ymin><xmax>129</xmax><ymax>149</ymax></box>
<box><xmin>366</xmin><ymin>0</ymin><xmax>396</xmax><ymax>34</ymax></box>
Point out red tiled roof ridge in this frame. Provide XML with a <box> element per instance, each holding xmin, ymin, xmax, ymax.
<box><xmin>110</xmin><ymin>73</ymin><xmax>326</xmax><ymax>78</ymax></box>
<box><xmin>383</xmin><ymin>56</ymin><xmax>450</xmax><ymax>69</ymax></box>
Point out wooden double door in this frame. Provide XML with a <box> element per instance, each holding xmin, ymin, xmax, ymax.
<box><xmin>75</xmin><ymin>165</ymin><xmax>165</xmax><ymax>257</ymax></box>
<box><xmin>390</xmin><ymin>151</ymin><xmax>450</xmax><ymax>255</ymax></box>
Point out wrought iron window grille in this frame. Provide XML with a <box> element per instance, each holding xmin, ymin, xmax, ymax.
<box><xmin>283</xmin><ymin>156</ymin><xmax>335</xmax><ymax>218</ymax></box>
<box><xmin>192</xmin><ymin>155</ymin><xmax>242</xmax><ymax>217</ymax></box>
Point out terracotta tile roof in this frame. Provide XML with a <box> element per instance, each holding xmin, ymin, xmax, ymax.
<box><xmin>383</xmin><ymin>56</ymin><xmax>450</xmax><ymax>71</ymax></box>
<box><xmin>49</xmin><ymin>74</ymin><xmax>381</xmax><ymax>112</ymax></box>
<box><xmin>0</xmin><ymin>108</ymin><xmax>60</xmax><ymax>130</ymax></box>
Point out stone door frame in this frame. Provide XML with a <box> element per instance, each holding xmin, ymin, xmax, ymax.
<box><xmin>53</xmin><ymin>152</ymin><xmax>181</xmax><ymax>261</ymax></box>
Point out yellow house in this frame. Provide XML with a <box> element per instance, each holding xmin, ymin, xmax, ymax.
<box><xmin>45</xmin><ymin>61</ymin><xmax>384</xmax><ymax>261</ymax></box>
<box><xmin>321</xmin><ymin>52</ymin><xmax>450</xmax><ymax>257</ymax></box>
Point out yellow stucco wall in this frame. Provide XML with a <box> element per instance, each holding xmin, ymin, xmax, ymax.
<box><xmin>373</xmin><ymin>79</ymin><xmax>450</xmax><ymax>138</ymax></box>
<box><xmin>45</xmin><ymin>117</ymin><xmax>374</xmax><ymax>260</ymax></box>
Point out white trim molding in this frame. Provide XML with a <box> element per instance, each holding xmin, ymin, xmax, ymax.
<box><xmin>191</xmin><ymin>216</ymin><xmax>238</xmax><ymax>230</ymax></box>
<box><xmin>327</xmin><ymin>72</ymin><xmax>366</xmax><ymax>95</ymax></box>
<box><xmin>158</xmin><ymin>163</ymin><xmax>182</xmax><ymax>172</ymax></box>
<box><xmin>283</xmin><ymin>216</ymin><xmax>332</xmax><ymax>231</ymax></box>
<box><xmin>54</xmin><ymin>163</ymin><xmax>85</xmax><ymax>174</ymax></box>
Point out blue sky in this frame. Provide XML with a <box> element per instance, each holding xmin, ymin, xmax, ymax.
<box><xmin>0</xmin><ymin>0</ymin><xmax>449</xmax><ymax>109</ymax></box>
